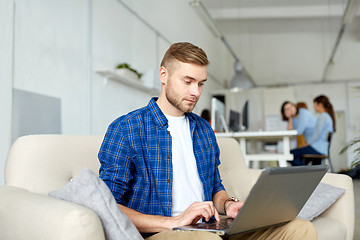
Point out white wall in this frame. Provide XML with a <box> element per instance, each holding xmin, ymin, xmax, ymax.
<box><xmin>262</xmin><ymin>87</ymin><xmax>295</xmax><ymax>116</ymax></box>
<box><xmin>0</xmin><ymin>0</ymin><xmax>226</xmax><ymax>185</ymax></box>
<box><xmin>90</xmin><ymin>0</ymin><xmax>226</xmax><ymax>133</ymax></box>
<box><xmin>0</xmin><ymin>0</ymin><xmax>14</xmax><ymax>186</ymax></box>
<box><xmin>13</xmin><ymin>0</ymin><xmax>90</xmax><ymax>134</ymax></box>
<box><xmin>91</xmin><ymin>0</ymin><xmax>156</xmax><ymax>133</ymax></box>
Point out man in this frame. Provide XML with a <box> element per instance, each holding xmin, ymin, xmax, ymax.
<box><xmin>98</xmin><ymin>42</ymin><xmax>317</xmax><ymax>239</ymax></box>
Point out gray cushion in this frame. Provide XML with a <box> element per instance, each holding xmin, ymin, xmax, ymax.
<box><xmin>297</xmin><ymin>182</ymin><xmax>345</xmax><ymax>221</ymax></box>
<box><xmin>49</xmin><ymin>167</ymin><xmax>143</xmax><ymax>240</ymax></box>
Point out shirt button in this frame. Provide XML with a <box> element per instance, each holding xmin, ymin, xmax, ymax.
<box><xmin>167</xmin><ymin>179</ymin><xmax>171</xmax><ymax>183</ymax></box>
<box><xmin>167</xmin><ymin>130</ymin><xmax>170</xmax><ymax>134</ymax></box>
<box><xmin>167</xmin><ymin>155</ymin><xmax>171</xmax><ymax>159</ymax></box>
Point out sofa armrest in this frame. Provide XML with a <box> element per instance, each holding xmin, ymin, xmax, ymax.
<box><xmin>319</xmin><ymin>173</ymin><xmax>354</xmax><ymax>240</ymax></box>
<box><xmin>0</xmin><ymin>186</ymin><xmax>105</xmax><ymax>240</ymax></box>
<box><xmin>221</xmin><ymin>168</ymin><xmax>262</xmax><ymax>201</ymax></box>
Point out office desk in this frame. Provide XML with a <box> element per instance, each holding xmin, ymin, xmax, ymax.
<box><xmin>216</xmin><ymin>130</ymin><xmax>297</xmax><ymax>168</ymax></box>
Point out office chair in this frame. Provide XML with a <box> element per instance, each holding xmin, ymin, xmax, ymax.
<box><xmin>302</xmin><ymin>132</ymin><xmax>334</xmax><ymax>173</ymax></box>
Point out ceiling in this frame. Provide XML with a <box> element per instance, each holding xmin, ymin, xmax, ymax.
<box><xmin>201</xmin><ymin>0</ymin><xmax>348</xmax><ymax>19</ymax></box>
<box><xmin>198</xmin><ymin>0</ymin><xmax>360</xmax><ymax>87</ymax></box>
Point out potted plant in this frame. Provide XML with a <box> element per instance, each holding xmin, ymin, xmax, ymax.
<box><xmin>116</xmin><ymin>63</ymin><xmax>143</xmax><ymax>81</ymax></box>
<box><xmin>339</xmin><ymin>137</ymin><xmax>360</xmax><ymax>178</ymax></box>
<box><xmin>340</xmin><ymin>137</ymin><xmax>360</xmax><ymax>168</ymax></box>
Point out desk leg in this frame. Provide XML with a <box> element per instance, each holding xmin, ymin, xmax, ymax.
<box><xmin>283</xmin><ymin>136</ymin><xmax>290</xmax><ymax>155</ymax></box>
<box><xmin>252</xmin><ymin>161</ymin><xmax>260</xmax><ymax>169</ymax></box>
<box><xmin>251</xmin><ymin>140</ymin><xmax>260</xmax><ymax>169</ymax></box>
<box><xmin>278</xmin><ymin>158</ymin><xmax>287</xmax><ymax>167</ymax></box>
<box><xmin>280</xmin><ymin>136</ymin><xmax>291</xmax><ymax>167</ymax></box>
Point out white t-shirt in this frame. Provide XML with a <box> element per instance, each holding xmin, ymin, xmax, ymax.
<box><xmin>165</xmin><ymin>114</ymin><xmax>204</xmax><ymax>217</ymax></box>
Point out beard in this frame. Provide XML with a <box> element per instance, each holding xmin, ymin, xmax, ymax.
<box><xmin>164</xmin><ymin>83</ymin><xmax>198</xmax><ymax>114</ymax></box>
<box><xmin>165</xmin><ymin>91</ymin><xmax>198</xmax><ymax>114</ymax></box>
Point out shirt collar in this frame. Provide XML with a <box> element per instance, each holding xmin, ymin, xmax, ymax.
<box><xmin>147</xmin><ymin>97</ymin><xmax>168</xmax><ymax>128</ymax></box>
<box><xmin>147</xmin><ymin>97</ymin><xmax>198</xmax><ymax>130</ymax></box>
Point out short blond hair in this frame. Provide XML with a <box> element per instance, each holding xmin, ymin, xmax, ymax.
<box><xmin>160</xmin><ymin>42</ymin><xmax>209</xmax><ymax>74</ymax></box>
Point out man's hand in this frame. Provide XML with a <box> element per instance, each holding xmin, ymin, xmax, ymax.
<box><xmin>172</xmin><ymin>201</ymin><xmax>220</xmax><ymax>227</ymax></box>
<box><xmin>224</xmin><ymin>200</ymin><xmax>244</xmax><ymax>219</ymax></box>
<box><xmin>119</xmin><ymin>201</ymin><xmax>220</xmax><ymax>233</ymax></box>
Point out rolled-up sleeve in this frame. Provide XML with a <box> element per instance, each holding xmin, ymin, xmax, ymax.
<box><xmin>98</xmin><ymin>121</ymin><xmax>136</xmax><ymax>205</ymax></box>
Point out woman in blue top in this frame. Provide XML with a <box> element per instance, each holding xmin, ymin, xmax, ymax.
<box><xmin>281</xmin><ymin>101</ymin><xmax>316</xmax><ymax>144</ymax></box>
<box><xmin>290</xmin><ymin>95</ymin><xmax>336</xmax><ymax>166</ymax></box>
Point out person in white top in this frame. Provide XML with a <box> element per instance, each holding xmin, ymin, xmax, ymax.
<box><xmin>99</xmin><ymin>42</ymin><xmax>317</xmax><ymax>239</ymax></box>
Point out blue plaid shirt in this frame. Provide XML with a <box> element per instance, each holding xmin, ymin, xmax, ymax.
<box><xmin>98</xmin><ymin>98</ymin><xmax>225</xmax><ymax>217</ymax></box>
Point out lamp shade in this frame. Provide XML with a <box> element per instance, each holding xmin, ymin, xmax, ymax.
<box><xmin>230</xmin><ymin>71</ymin><xmax>253</xmax><ymax>90</ymax></box>
<box><xmin>230</xmin><ymin>61</ymin><xmax>253</xmax><ymax>90</ymax></box>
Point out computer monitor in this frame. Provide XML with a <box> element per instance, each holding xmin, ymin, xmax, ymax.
<box><xmin>241</xmin><ymin>100</ymin><xmax>249</xmax><ymax>131</ymax></box>
<box><xmin>229</xmin><ymin>110</ymin><xmax>241</xmax><ymax>132</ymax></box>
<box><xmin>211</xmin><ymin>97</ymin><xmax>228</xmax><ymax>132</ymax></box>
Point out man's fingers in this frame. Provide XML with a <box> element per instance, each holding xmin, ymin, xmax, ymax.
<box><xmin>189</xmin><ymin>201</ymin><xmax>217</xmax><ymax>221</ymax></box>
<box><xmin>213</xmin><ymin>207</ymin><xmax>220</xmax><ymax>221</ymax></box>
<box><xmin>177</xmin><ymin>201</ymin><xmax>220</xmax><ymax>226</ymax></box>
<box><xmin>201</xmin><ymin>201</ymin><xmax>219</xmax><ymax>222</ymax></box>
<box><xmin>202</xmin><ymin>208</ymin><xmax>212</xmax><ymax>221</ymax></box>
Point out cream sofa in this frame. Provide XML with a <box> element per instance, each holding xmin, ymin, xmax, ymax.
<box><xmin>0</xmin><ymin>135</ymin><xmax>354</xmax><ymax>240</ymax></box>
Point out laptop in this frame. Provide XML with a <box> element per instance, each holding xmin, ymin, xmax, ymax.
<box><xmin>173</xmin><ymin>165</ymin><xmax>328</xmax><ymax>237</ymax></box>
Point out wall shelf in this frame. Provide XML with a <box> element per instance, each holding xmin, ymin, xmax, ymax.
<box><xmin>96</xmin><ymin>70</ymin><xmax>159</xmax><ymax>95</ymax></box>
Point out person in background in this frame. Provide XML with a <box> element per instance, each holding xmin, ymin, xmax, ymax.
<box><xmin>295</xmin><ymin>102</ymin><xmax>309</xmax><ymax>146</ymax></box>
<box><xmin>296</xmin><ymin>102</ymin><xmax>308</xmax><ymax>109</ymax></box>
<box><xmin>290</xmin><ymin>95</ymin><xmax>335</xmax><ymax>166</ymax></box>
<box><xmin>200</xmin><ymin>109</ymin><xmax>211</xmax><ymax>125</ymax></box>
<box><xmin>281</xmin><ymin>101</ymin><xmax>316</xmax><ymax>147</ymax></box>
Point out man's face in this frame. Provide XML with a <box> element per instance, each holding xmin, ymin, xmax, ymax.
<box><xmin>160</xmin><ymin>60</ymin><xmax>207</xmax><ymax>116</ymax></box>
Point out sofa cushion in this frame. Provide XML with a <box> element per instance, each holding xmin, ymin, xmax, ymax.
<box><xmin>312</xmin><ymin>217</ymin><xmax>347</xmax><ymax>240</ymax></box>
<box><xmin>49</xmin><ymin>167</ymin><xmax>143</xmax><ymax>240</ymax></box>
<box><xmin>297</xmin><ymin>182</ymin><xmax>345</xmax><ymax>221</ymax></box>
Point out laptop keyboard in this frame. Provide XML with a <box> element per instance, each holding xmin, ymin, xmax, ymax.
<box><xmin>192</xmin><ymin>218</ymin><xmax>234</xmax><ymax>230</ymax></box>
